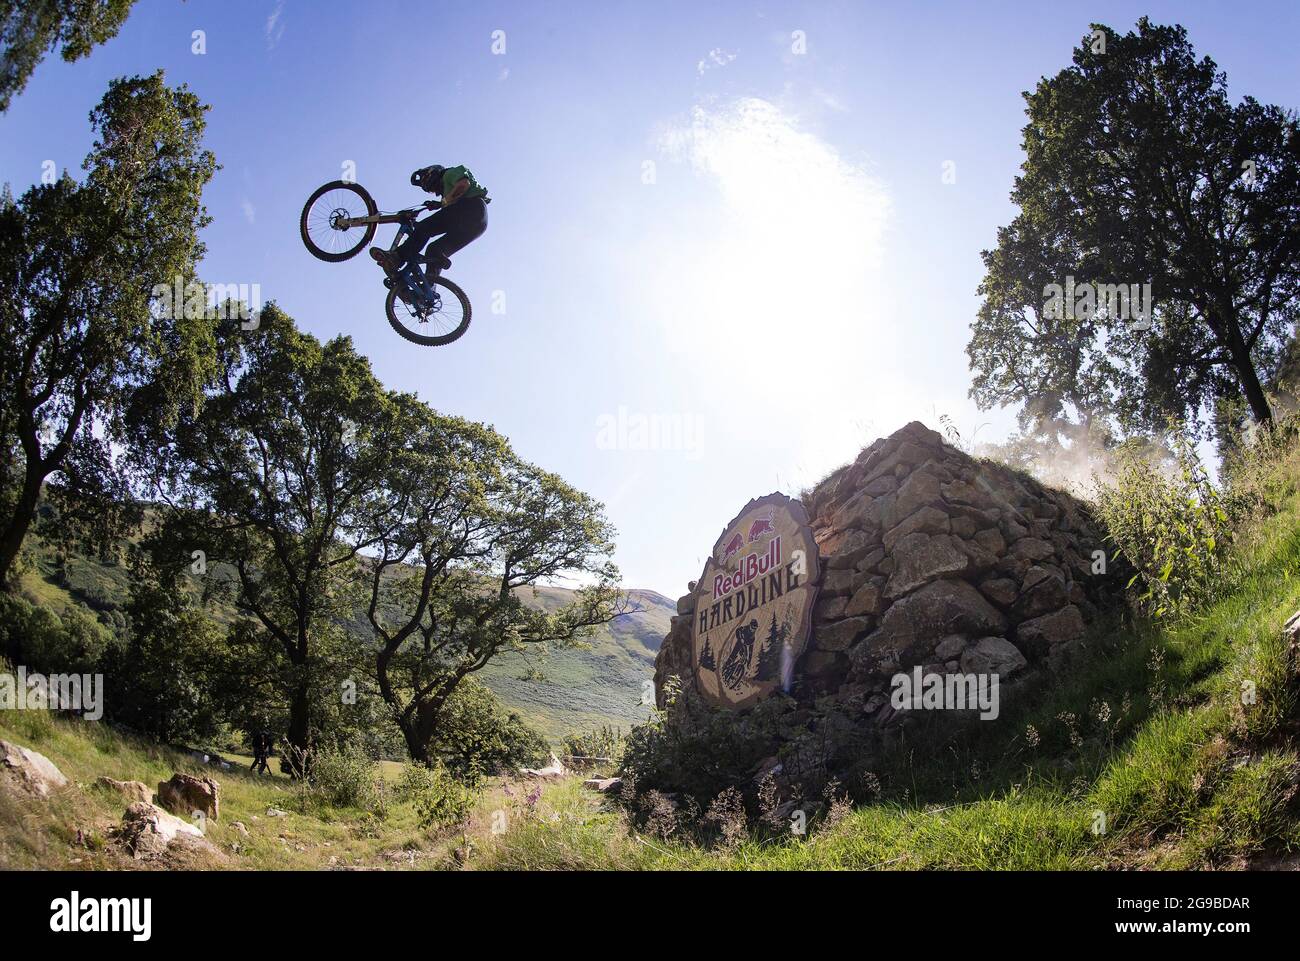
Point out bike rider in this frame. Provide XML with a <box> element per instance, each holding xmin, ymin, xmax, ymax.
<box><xmin>370</xmin><ymin>164</ymin><xmax>489</xmax><ymax>293</ymax></box>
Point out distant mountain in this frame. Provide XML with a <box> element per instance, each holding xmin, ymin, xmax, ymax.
<box><xmin>19</xmin><ymin>541</ymin><xmax>675</xmax><ymax>743</ymax></box>
<box><xmin>479</xmin><ymin>587</ymin><xmax>675</xmax><ymax>739</ymax></box>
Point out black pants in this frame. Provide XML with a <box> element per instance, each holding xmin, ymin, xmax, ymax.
<box><xmin>396</xmin><ymin>196</ymin><xmax>488</xmax><ymax>268</ymax></box>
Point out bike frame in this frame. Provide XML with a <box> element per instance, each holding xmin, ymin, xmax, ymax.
<box><xmin>336</xmin><ymin>208</ymin><xmax>441</xmax><ymax>310</ymax></box>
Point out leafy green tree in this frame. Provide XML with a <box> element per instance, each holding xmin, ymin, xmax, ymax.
<box><xmin>357</xmin><ymin>399</ymin><xmax>629</xmax><ymax>766</ymax></box>
<box><xmin>969</xmin><ymin>19</ymin><xmax>1300</xmax><ymax>436</ymax></box>
<box><xmin>148</xmin><ymin>305</ymin><xmax>398</xmax><ymax>772</ymax></box>
<box><xmin>109</xmin><ymin>551</ymin><xmax>234</xmax><ymax>744</ymax></box>
<box><xmin>0</xmin><ymin>0</ymin><xmax>138</xmax><ymax>111</ymax></box>
<box><xmin>0</xmin><ymin>72</ymin><xmax>218</xmax><ymax>588</ymax></box>
<box><xmin>429</xmin><ymin>676</ymin><xmax>549</xmax><ymax>779</ymax></box>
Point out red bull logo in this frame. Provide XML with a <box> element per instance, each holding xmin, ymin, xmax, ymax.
<box><xmin>721</xmin><ymin>532</ymin><xmax>744</xmax><ymax>562</ymax></box>
<box><xmin>746</xmin><ymin>510</ymin><xmax>776</xmax><ymax>543</ymax></box>
<box><xmin>714</xmin><ymin>536</ymin><xmax>783</xmax><ymax>599</ymax></box>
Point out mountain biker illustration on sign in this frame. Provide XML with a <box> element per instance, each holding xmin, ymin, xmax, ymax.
<box><xmin>369</xmin><ymin>164</ymin><xmax>490</xmax><ymax>288</ymax></box>
<box><xmin>299</xmin><ymin>163</ymin><xmax>489</xmax><ymax>347</ymax></box>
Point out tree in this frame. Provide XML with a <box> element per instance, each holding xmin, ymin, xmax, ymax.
<box><xmin>429</xmin><ymin>677</ymin><xmax>549</xmax><ymax>779</ymax></box>
<box><xmin>109</xmin><ymin>550</ymin><xmax>235</xmax><ymax>744</ymax></box>
<box><xmin>0</xmin><ymin>0</ymin><xmax>138</xmax><ymax>111</ymax></box>
<box><xmin>148</xmin><ymin>305</ymin><xmax>398</xmax><ymax>772</ymax></box>
<box><xmin>968</xmin><ymin>18</ymin><xmax>1300</xmax><ymax>436</ymax></box>
<box><xmin>0</xmin><ymin>72</ymin><xmax>218</xmax><ymax>588</ymax></box>
<box><xmin>357</xmin><ymin>398</ymin><xmax>631</xmax><ymax>766</ymax></box>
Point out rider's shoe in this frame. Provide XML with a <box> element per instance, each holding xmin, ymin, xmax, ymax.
<box><xmin>369</xmin><ymin>247</ymin><xmax>402</xmax><ymax>273</ymax></box>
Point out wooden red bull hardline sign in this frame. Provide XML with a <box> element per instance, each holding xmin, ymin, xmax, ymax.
<box><xmin>689</xmin><ymin>492</ymin><xmax>820</xmax><ymax>710</ymax></box>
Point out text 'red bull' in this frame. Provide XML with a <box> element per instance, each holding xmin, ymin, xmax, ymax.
<box><xmin>714</xmin><ymin>536</ymin><xmax>782</xmax><ymax>599</ymax></box>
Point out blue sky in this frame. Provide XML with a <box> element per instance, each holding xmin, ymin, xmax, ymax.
<box><xmin>3</xmin><ymin>0</ymin><xmax>1298</xmax><ymax>596</ymax></box>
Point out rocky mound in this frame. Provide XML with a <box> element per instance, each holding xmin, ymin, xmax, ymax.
<box><xmin>654</xmin><ymin>421</ymin><xmax>1124</xmax><ymax>746</ymax></box>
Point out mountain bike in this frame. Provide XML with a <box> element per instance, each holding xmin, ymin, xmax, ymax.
<box><xmin>299</xmin><ymin>180</ymin><xmax>471</xmax><ymax>347</ymax></box>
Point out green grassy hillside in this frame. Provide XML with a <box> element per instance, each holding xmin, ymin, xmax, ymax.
<box><xmin>16</xmin><ymin>538</ymin><xmax>674</xmax><ymax>742</ymax></box>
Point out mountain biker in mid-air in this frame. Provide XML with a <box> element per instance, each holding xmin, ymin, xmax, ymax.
<box><xmin>369</xmin><ymin>164</ymin><xmax>489</xmax><ymax>296</ymax></box>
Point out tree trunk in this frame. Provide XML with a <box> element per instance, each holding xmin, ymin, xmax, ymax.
<box><xmin>1224</xmin><ymin>313</ymin><xmax>1273</xmax><ymax>424</ymax></box>
<box><xmin>1236</xmin><ymin>358</ymin><xmax>1274</xmax><ymax>424</ymax></box>
<box><xmin>399</xmin><ymin>718</ymin><xmax>432</xmax><ymax>767</ymax></box>
<box><xmin>285</xmin><ymin>678</ymin><xmax>312</xmax><ymax>778</ymax></box>
<box><xmin>0</xmin><ymin>461</ymin><xmax>44</xmax><ymax>590</ymax></box>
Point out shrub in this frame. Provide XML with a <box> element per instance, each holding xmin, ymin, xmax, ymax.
<box><xmin>1094</xmin><ymin>432</ymin><xmax>1236</xmax><ymax>616</ymax></box>
<box><xmin>431</xmin><ymin>677</ymin><xmax>549</xmax><ymax>779</ymax></box>
<box><xmin>1222</xmin><ymin>410</ymin><xmax>1300</xmax><ymax>511</ymax></box>
<box><xmin>561</xmin><ymin>725</ymin><xmax>625</xmax><ymax>764</ymax></box>
<box><xmin>400</xmin><ymin>761</ymin><xmax>475</xmax><ymax>832</ymax></box>
<box><xmin>619</xmin><ymin>682</ymin><xmax>790</xmax><ymax>807</ymax></box>
<box><xmin>303</xmin><ymin>742</ymin><xmax>381</xmax><ymax>811</ymax></box>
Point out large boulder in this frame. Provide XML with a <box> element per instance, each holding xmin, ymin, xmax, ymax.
<box><xmin>858</xmin><ymin>579</ymin><xmax>1008</xmax><ymax>666</ymax></box>
<box><xmin>119</xmin><ymin>801</ymin><xmax>218</xmax><ymax>860</ymax></box>
<box><xmin>157</xmin><ymin>772</ymin><xmax>220</xmax><ymax>821</ymax></box>
<box><xmin>96</xmin><ymin>776</ymin><xmax>153</xmax><ymax>805</ymax></box>
<box><xmin>0</xmin><ymin>739</ymin><xmax>67</xmax><ymax>798</ymax></box>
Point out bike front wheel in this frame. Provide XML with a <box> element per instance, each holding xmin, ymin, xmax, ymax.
<box><xmin>385</xmin><ymin>277</ymin><xmax>472</xmax><ymax>346</ymax></box>
<box><xmin>300</xmin><ymin>180</ymin><xmax>378</xmax><ymax>262</ymax></box>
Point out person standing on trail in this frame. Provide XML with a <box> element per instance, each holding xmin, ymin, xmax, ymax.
<box><xmin>250</xmin><ymin>729</ymin><xmax>273</xmax><ymax>775</ymax></box>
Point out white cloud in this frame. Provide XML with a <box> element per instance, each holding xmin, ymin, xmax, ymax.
<box><xmin>696</xmin><ymin>48</ymin><xmax>737</xmax><ymax>75</ymax></box>
<box><xmin>265</xmin><ymin>2</ymin><xmax>286</xmax><ymax>50</ymax></box>
<box><xmin>241</xmin><ymin>199</ymin><xmax>256</xmax><ymax>224</ymax></box>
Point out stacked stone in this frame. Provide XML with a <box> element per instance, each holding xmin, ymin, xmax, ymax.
<box><xmin>654</xmin><ymin>421</ymin><xmax>1119</xmax><ymax>723</ymax></box>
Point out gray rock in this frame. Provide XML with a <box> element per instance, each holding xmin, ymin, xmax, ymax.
<box><xmin>845</xmin><ymin>579</ymin><xmax>884</xmax><ymax>617</ymax></box>
<box><xmin>814</xmin><ymin>616</ymin><xmax>873</xmax><ymax>651</ymax></box>
<box><xmin>884</xmin><ymin>532</ymin><xmax>969</xmax><ymax>598</ymax></box>
<box><xmin>813</xmin><ymin>595</ymin><xmax>849</xmax><ymax>623</ymax></box>
<box><xmin>934</xmin><ymin>634</ymin><xmax>967</xmax><ymax>659</ymax></box>
<box><xmin>857</xmin><ymin>579</ymin><xmax>1008</xmax><ymax>666</ymax></box>
<box><xmin>892</xmin><ymin>469</ymin><xmax>945</xmax><ymax>522</ymax></box>
<box><xmin>820</xmin><ymin>568</ymin><xmax>859</xmax><ymax>598</ymax></box>
<box><xmin>1016</xmin><ymin>605</ymin><xmax>1086</xmax><ymax>655</ymax></box>
<box><xmin>959</xmin><ymin>636</ymin><xmax>1028</xmax><ymax>676</ymax></box>
<box><xmin>856</xmin><ymin>547</ymin><xmax>886</xmax><ymax>573</ymax></box>
<box><xmin>1015</xmin><ymin>565</ymin><xmax>1069</xmax><ymax>618</ymax></box>
<box><xmin>119</xmin><ymin>801</ymin><xmax>218</xmax><ymax>860</ymax></box>
<box><xmin>978</xmin><ymin>577</ymin><xmax>1019</xmax><ymax>608</ymax></box>
<box><xmin>882</xmin><ymin>506</ymin><xmax>951</xmax><ymax>550</ymax></box>
<box><xmin>0</xmin><ymin>739</ymin><xmax>67</xmax><ymax>798</ymax></box>
<box><xmin>950</xmin><ymin>515</ymin><xmax>978</xmax><ymax>539</ymax></box>
<box><xmin>96</xmin><ymin>777</ymin><xmax>152</xmax><ymax>805</ymax></box>
<box><xmin>972</xmin><ymin>527</ymin><xmax>1007</xmax><ymax>555</ymax></box>
<box><xmin>1010</xmin><ymin>537</ymin><xmax>1055</xmax><ymax>562</ymax></box>
<box><xmin>825</xmin><ymin>528</ymin><xmax>878</xmax><ymax>569</ymax></box>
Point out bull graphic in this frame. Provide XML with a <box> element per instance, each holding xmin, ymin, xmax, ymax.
<box><xmin>719</xmin><ymin>618</ymin><xmax>759</xmax><ymax>691</ymax></box>
<box><xmin>721</xmin><ymin>532</ymin><xmax>744</xmax><ymax>562</ymax></box>
<box><xmin>746</xmin><ymin>510</ymin><xmax>776</xmax><ymax>543</ymax></box>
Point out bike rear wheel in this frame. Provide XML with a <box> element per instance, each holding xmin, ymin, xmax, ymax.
<box><xmin>300</xmin><ymin>180</ymin><xmax>378</xmax><ymax>262</ymax></box>
<box><xmin>385</xmin><ymin>277</ymin><xmax>472</xmax><ymax>346</ymax></box>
